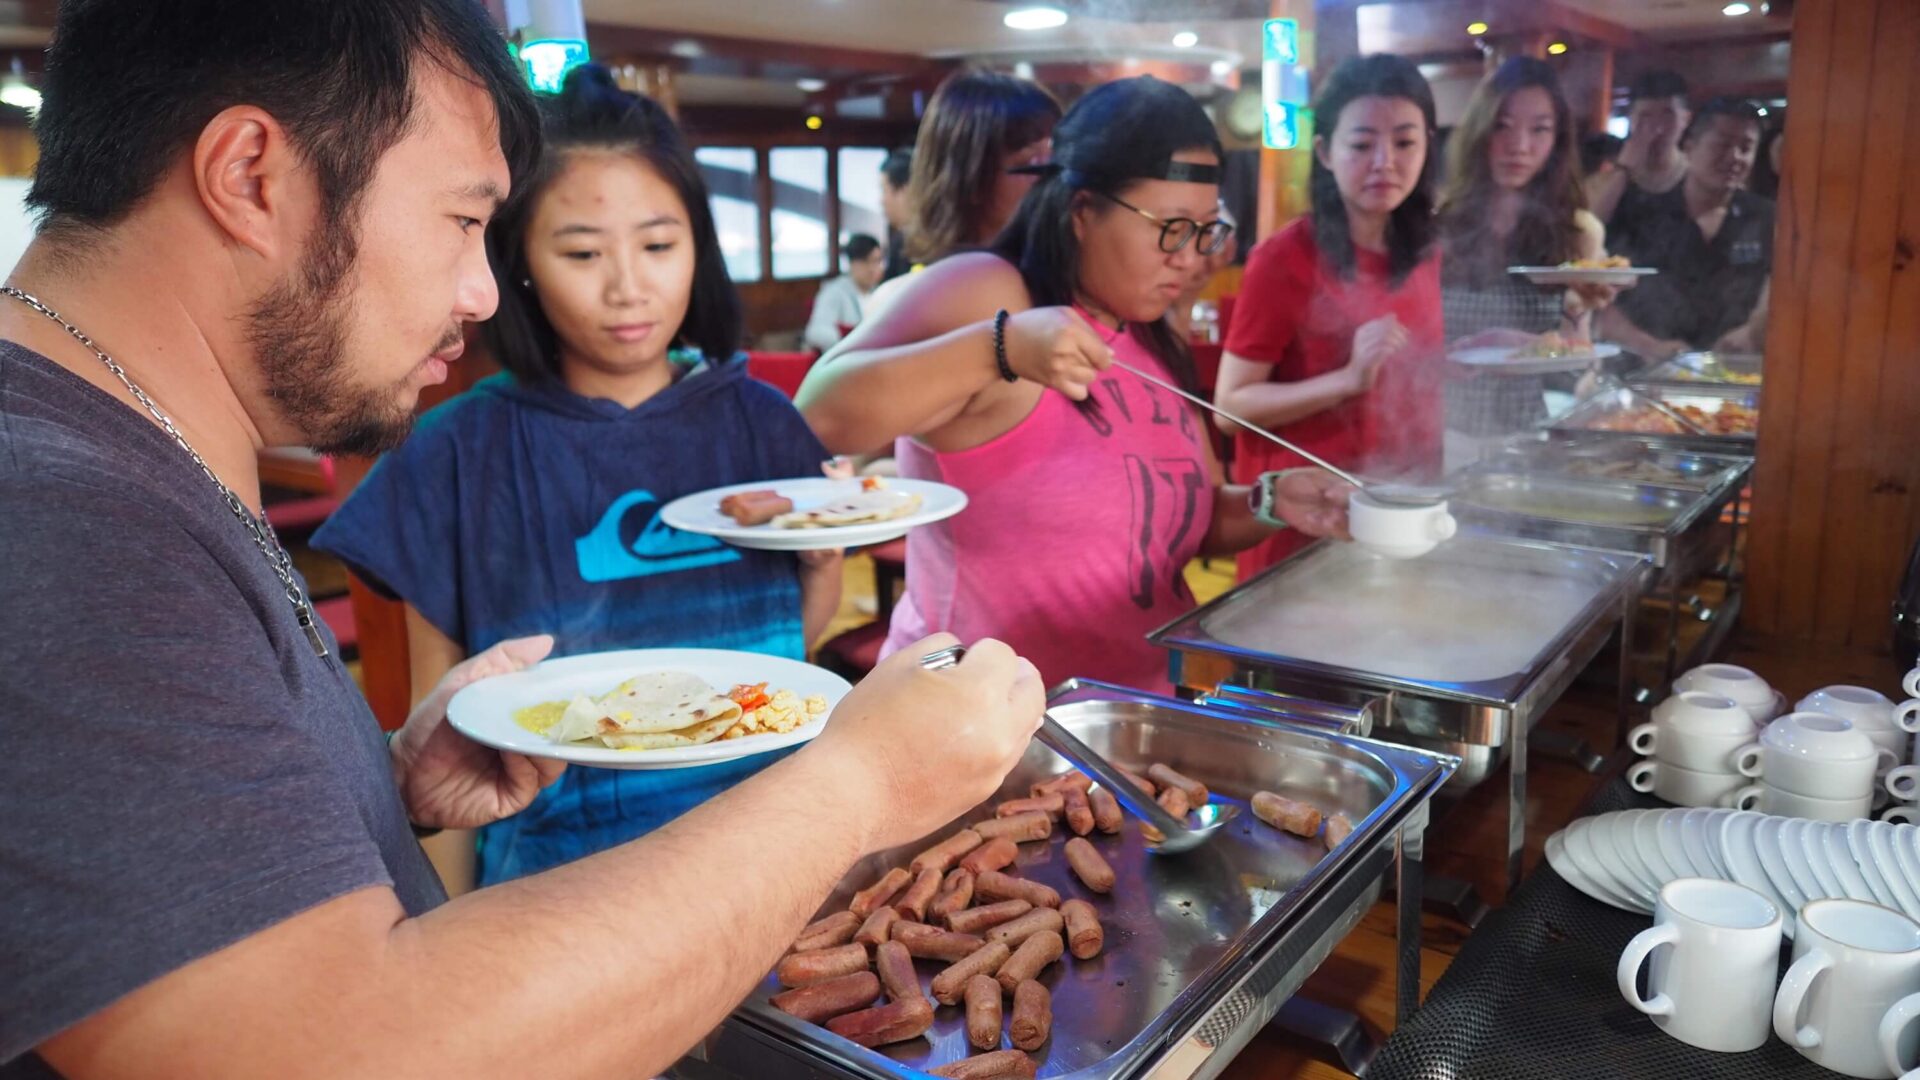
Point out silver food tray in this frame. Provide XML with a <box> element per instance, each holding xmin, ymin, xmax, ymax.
<box><xmin>1448</xmin><ymin>468</ymin><xmax>1736</xmax><ymax>571</ymax></box>
<box><xmin>1486</xmin><ymin>432</ymin><xmax>1751</xmax><ymax>493</ymax></box>
<box><xmin>1629</xmin><ymin>350</ymin><xmax>1764</xmax><ymax>390</ymax></box>
<box><xmin>1549</xmin><ymin>385</ymin><xmax>1759</xmax><ymax>452</ymax></box>
<box><xmin>713</xmin><ymin>681</ymin><xmax>1454</xmax><ymax>1080</ymax></box>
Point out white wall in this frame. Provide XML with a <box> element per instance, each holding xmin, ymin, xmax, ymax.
<box><xmin>0</xmin><ymin>178</ymin><xmax>36</xmax><ymax>276</ymax></box>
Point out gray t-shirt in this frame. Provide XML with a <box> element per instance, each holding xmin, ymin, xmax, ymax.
<box><xmin>0</xmin><ymin>342</ymin><xmax>447</xmax><ymax>1075</ymax></box>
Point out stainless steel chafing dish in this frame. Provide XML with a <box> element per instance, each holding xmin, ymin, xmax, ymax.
<box><xmin>1486</xmin><ymin>432</ymin><xmax>1750</xmax><ymax>493</ymax></box>
<box><xmin>697</xmin><ymin>681</ymin><xmax>1455</xmax><ymax>1080</ymax></box>
<box><xmin>1149</xmin><ymin>535</ymin><xmax>1649</xmax><ymax>889</ymax></box>
<box><xmin>1449</xmin><ymin>467</ymin><xmax>1730</xmax><ymax>572</ymax></box>
<box><xmin>1630</xmin><ymin>350</ymin><xmax>1765</xmax><ymax>391</ymax></box>
<box><xmin>1550</xmin><ymin>383</ymin><xmax>1759</xmax><ymax>453</ymax></box>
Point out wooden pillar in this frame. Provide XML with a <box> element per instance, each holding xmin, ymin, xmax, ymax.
<box><xmin>1562</xmin><ymin>46</ymin><xmax>1616</xmax><ymax>134</ymax></box>
<box><xmin>1744</xmin><ymin>0</ymin><xmax>1920</xmax><ymax>648</ymax></box>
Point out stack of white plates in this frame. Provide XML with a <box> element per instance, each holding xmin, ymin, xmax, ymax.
<box><xmin>1546</xmin><ymin>808</ymin><xmax>1920</xmax><ymax>935</ymax></box>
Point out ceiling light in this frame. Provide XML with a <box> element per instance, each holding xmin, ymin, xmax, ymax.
<box><xmin>1004</xmin><ymin>6</ymin><xmax>1069</xmax><ymax>30</ymax></box>
<box><xmin>1467</xmin><ymin>20</ymin><xmax>1489</xmax><ymax>35</ymax></box>
<box><xmin>1723</xmin><ymin>2</ymin><xmax>1752</xmax><ymax>14</ymax></box>
<box><xmin>805</xmin><ymin>114</ymin><xmax>824</xmax><ymax>130</ymax></box>
<box><xmin>796</xmin><ymin>77</ymin><xmax>827</xmax><ymax>93</ymax></box>
<box><xmin>1172</xmin><ymin>31</ymin><xmax>1199</xmax><ymax>48</ymax></box>
<box><xmin>1756</xmin><ymin>106</ymin><xmax>1769</xmax><ymax>115</ymax></box>
<box><xmin>1</xmin><ymin>60</ymin><xmax>38</xmax><ymax>113</ymax></box>
<box><xmin>1547</xmin><ymin>41</ymin><xmax>1568</xmax><ymax>55</ymax></box>
<box><xmin>1211</xmin><ymin>59</ymin><xmax>1236</xmax><ymax>77</ymax></box>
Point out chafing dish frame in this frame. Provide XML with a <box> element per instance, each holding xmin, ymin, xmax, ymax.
<box><xmin>1630</xmin><ymin>350</ymin><xmax>1765</xmax><ymax>391</ymax></box>
<box><xmin>1549</xmin><ymin>383</ymin><xmax>1760</xmax><ymax>452</ymax></box>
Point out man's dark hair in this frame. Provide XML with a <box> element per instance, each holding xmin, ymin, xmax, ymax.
<box><xmin>1682</xmin><ymin>97</ymin><xmax>1765</xmax><ymax>148</ymax></box>
<box><xmin>1581</xmin><ymin>132</ymin><xmax>1624</xmax><ymax>175</ymax></box>
<box><xmin>1629</xmin><ymin>69</ymin><xmax>1690</xmax><ymax>106</ymax></box>
<box><xmin>844</xmin><ymin>233</ymin><xmax>883</xmax><ymax>262</ymax></box>
<box><xmin>483</xmin><ymin>64</ymin><xmax>743</xmax><ymax>381</ymax></box>
<box><xmin>881</xmin><ymin>146</ymin><xmax>913</xmax><ymax>191</ymax></box>
<box><xmin>27</xmin><ymin>0</ymin><xmax>541</xmax><ymax>246</ymax></box>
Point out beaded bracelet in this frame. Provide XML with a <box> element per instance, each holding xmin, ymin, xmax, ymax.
<box><xmin>992</xmin><ymin>309</ymin><xmax>1017</xmax><ymax>382</ymax></box>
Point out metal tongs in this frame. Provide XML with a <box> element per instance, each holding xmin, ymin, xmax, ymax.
<box><xmin>919</xmin><ymin>644</ymin><xmax>1238</xmax><ymax>855</ymax></box>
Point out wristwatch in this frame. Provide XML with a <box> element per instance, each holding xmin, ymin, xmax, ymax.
<box><xmin>1249</xmin><ymin>470</ymin><xmax>1293</xmax><ymax>530</ymax></box>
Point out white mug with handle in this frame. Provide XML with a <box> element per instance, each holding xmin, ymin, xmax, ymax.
<box><xmin>1776</xmin><ymin>897</ymin><xmax>1920</xmax><ymax>1077</ymax></box>
<box><xmin>1620</xmin><ymin>877</ymin><xmax>1783</xmax><ymax>1053</ymax></box>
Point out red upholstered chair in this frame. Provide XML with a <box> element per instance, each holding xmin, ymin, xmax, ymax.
<box><xmin>746</xmin><ymin>351</ymin><xmax>819</xmax><ymax>400</ymax></box>
<box><xmin>815</xmin><ymin>620</ymin><xmax>888</xmax><ymax>682</ymax></box>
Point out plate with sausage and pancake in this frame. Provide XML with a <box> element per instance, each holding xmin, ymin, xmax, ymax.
<box><xmin>660</xmin><ymin>476</ymin><xmax>968</xmax><ymax>551</ymax></box>
<box><xmin>447</xmin><ymin>648</ymin><xmax>852</xmax><ymax>769</ymax></box>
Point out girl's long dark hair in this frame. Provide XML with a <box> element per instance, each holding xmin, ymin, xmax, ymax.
<box><xmin>1309</xmin><ymin>54</ymin><xmax>1438</xmax><ymax>286</ymax></box>
<box><xmin>1438</xmin><ymin>57</ymin><xmax>1587</xmax><ymax>288</ymax></box>
<box><xmin>990</xmin><ymin>76</ymin><xmax>1220</xmax><ymax>396</ymax></box>
<box><xmin>905</xmin><ymin>69</ymin><xmax>1061</xmax><ymax>265</ymax></box>
<box><xmin>482</xmin><ymin>64</ymin><xmax>742</xmax><ymax>383</ymax></box>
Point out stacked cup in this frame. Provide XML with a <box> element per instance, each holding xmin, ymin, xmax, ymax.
<box><xmin>1626</xmin><ymin>691</ymin><xmax>1753</xmax><ymax>807</ymax></box>
<box><xmin>1730</xmin><ymin>711</ymin><xmax>1896</xmax><ymax>821</ymax></box>
<box><xmin>1675</xmin><ymin>663</ymin><xmax>1782</xmax><ymax>729</ymax></box>
<box><xmin>1887</xmin><ymin>669</ymin><xmax>1920</xmax><ymax>824</ymax></box>
<box><xmin>1796</xmin><ymin>686</ymin><xmax>1908</xmax><ymax>816</ymax></box>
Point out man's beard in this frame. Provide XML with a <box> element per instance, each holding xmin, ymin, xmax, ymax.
<box><xmin>246</xmin><ymin>220</ymin><xmax>421</xmax><ymax>457</ymax></box>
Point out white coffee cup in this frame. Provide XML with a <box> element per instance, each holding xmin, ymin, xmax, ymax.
<box><xmin>1736</xmin><ymin>712</ymin><xmax>1894</xmax><ymax>800</ymax></box>
<box><xmin>1805</xmin><ymin>686</ymin><xmax>1907</xmax><ymax>770</ymax></box>
<box><xmin>1776</xmin><ymin>898</ymin><xmax>1920</xmax><ymax>1078</ymax></box>
<box><xmin>1676</xmin><ymin>663</ymin><xmax>1779</xmax><ymax>726</ymax></box>
<box><xmin>1885</xmin><ymin>803</ymin><xmax>1920</xmax><ymax>826</ymax></box>
<box><xmin>1629</xmin><ymin>691</ymin><xmax>1754</xmax><ymax>773</ymax></box>
<box><xmin>1346</xmin><ymin>491</ymin><xmax>1456</xmax><ymax>560</ymax></box>
<box><xmin>1619</xmin><ymin>877</ymin><xmax>1783</xmax><ymax>1052</ymax></box>
<box><xmin>1898</xmin><ymin>698</ymin><xmax>1920</xmax><ymax>735</ymax></box>
<box><xmin>1629</xmin><ymin>759</ymin><xmax>1748</xmax><ymax>807</ymax></box>
<box><xmin>1880</xmin><ymin>989</ymin><xmax>1920</xmax><ymax>1080</ymax></box>
<box><xmin>1727</xmin><ymin>781</ymin><xmax>1873</xmax><ymax>821</ymax></box>
<box><xmin>1905</xmin><ymin>667</ymin><xmax>1920</xmax><ymax>700</ymax></box>
<box><xmin>1889</xmin><ymin>766</ymin><xmax>1920</xmax><ymax>803</ymax></box>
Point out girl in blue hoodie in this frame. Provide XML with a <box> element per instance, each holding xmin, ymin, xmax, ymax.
<box><xmin>314</xmin><ymin>65</ymin><xmax>841</xmax><ymax>884</ymax></box>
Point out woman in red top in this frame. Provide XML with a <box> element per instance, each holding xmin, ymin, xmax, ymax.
<box><xmin>1214</xmin><ymin>54</ymin><xmax>1445</xmax><ymax>579</ymax></box>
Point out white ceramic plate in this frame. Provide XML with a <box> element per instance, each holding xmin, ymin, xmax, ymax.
<box><xmin>1719</xmin><ymin>811</ymin><xmax>1792</xmax><ymax>930</ymax></box>
<box><xmin>1849</xmin><ymin>819</ymin><xmax>1900</xmax><ymax>908</ymax></box>
<box><xmin>1509</xmin><ymin>265</ymin><xmax>1660</xmax><ymax>287</ymax></box>
<box><xmin>1449</xmin><ymin>342</ymin><xmax>1622</xmax><ymax>377</ymax></box>
<box><xmin>1598</xmin><ymin>811</ymin><xmax>1661</xmax><ymax>907</ymax></box>
<box><xmin>1892</xmin><ymin>825</ymin><xmax>1920</xmax><ymax>921</ymax></box>
<box><xmin>1869</xmin><ymin>821</ymin><xmax>1920</xmax><ymax>921</ymax></box>
<box><xmin>445</xmin><ymin>648</ymin><xmax>851</xmax><ymax>771</ymax></box>
<box><xmin>1797</xmin><ymin>821</ymin><xmax>1846</xmax><ymax>900</ymax></box>
<box><xmin>1564</xmin><ymin>819</ymin><xmax>1648</xmax><ymax>912</ymax></box>
<box><xmin>1818</xmin><ymin>822</ymin><xmax>1875</xmax><ymax>902</ymax></box>
<box><xmin>1771</xmin><ymin>818</ymin><xmax>1822</xmax><ymax>908</ymax></box>
<box><xmin>1655</xmin><ymin>809</ymin><xmax>1698</xmax><ymax>879</ymax></box>
<box><xmin>1684</xmin><ymin>808</ymin><xmax>1732</xmax><ymax>878</ymax></box>
<box><xmin>1636</xmin><ymin>810</ymin><xmax>1682</xmax><ymax>885</ymax></box>
<box><xmin>658</xmin><ymin>477</ymin><xmax>968</xmax><ymax>552</ymax></box>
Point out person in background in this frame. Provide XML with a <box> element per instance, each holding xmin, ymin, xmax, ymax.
<box><xmin>314</xmin><ymin>66</ymin><xmax>844</xmax><ymax>885</ymax></box>
<box><xmin>1213</xmin><ymin>54</ymin><xmax>1446</xmax><ymax>580</ymax></box>
<box><xmin>1586</xmin><ymin>69</ymin><xmax>1691</xmax><ymax>225</ymax></box>
<box><xmin>1436</xmin><ymin>58</ymin><xmax>1619</xmax><ymax>469</ymax></box>
<box><xmin>0</xmin><ymin>3</ymin><xmax>1045</xmax><ymax>1077</ymax></box>
<box><xmin>1167</xmin><ymin>201</ymin><xmax>1239</xmax><ymax>342</ymax></box>
<box><xmin>804</xmin><ymin>233</ymin><xmax>886</xmax><ymax>352</ymax></box>
<box><xmin>798</xmin><ymin>76</ymin><xmax>1354</xmax><ymax>693</ymax></box>
<box><xmin>1601</xmin><ymin>98</ymin><xmax>1773</xmax><ymax>358</ymax></box>
<box><xmin>1581</xmin><ymin>132</ymin><xmax>1624</xmax><ymax>181</ymax></box>
<box><xmin>860</xmin><ymin>69</ymin><xmax>1061</xmax><ymax>323</ymax></box>
<box><xmin>879</xmin><ymin>145</ymin><xmax>914</xmax><ymax>281</ymax></box>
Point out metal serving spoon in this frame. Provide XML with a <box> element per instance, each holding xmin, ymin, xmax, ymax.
<box><xmin>919</xmin><ymin>644</ymin><xmax>1239</xmax><ymax>855</ymax></box>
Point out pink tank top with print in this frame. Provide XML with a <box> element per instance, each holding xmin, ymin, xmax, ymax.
<box><xmin>883</xmin><ymin>331</ymin><xmax>1214</xmax><ymax>693</ymax></box>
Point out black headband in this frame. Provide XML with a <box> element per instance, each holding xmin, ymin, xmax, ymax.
<box><xmin>1009</xmin><ymin>159</ymin><xmax>1221</xmax><ymax>185</ymax></box>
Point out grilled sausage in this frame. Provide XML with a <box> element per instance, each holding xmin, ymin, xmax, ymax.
<box><xmin>769</xmin><ymin>971</ymin><xmax>880</xmax><ymax>1024</ymax></box>
<box><xmin>1060</xmin><ymin>898</ymin><xmax>1103</xmax><ymax>959</ymax></box>
<box><xmin>909</xmin><ymin>829</ymin><xmax>984</xmax><ymax>876</ymax></box>
<box><xmin>927</xmin><ymin>1049</ymin><xmax>1038</xmax><ymax>1079</ymax></box>
<box><xmin>975</xmin><ymin>871</ymin><xmax>1060</xmax><ymax>909</ymax></box>
<box><xmin>927</xmin><ymin>868</ymin><xmax>976</xmax><ymax>921</ymax></box>
<box><xmin>959</xmin><ymin>837</ymin><xmax>1019</xmax><ymax>875</ymax></box>
<box><xmin>895</xmin><ymin>867</ymin><xmax>944</xmax><ymax>922</ymax></box>
<box><xmin>1088</xmin><ymin>786</ymin><xmax>1123</xmax><ymax>834</ymax></box>
<box><xmin>964</xmin><ymin>974</ymin><xmax>1003</xmax><ymax>1051</ymax></box>
<box><xmin>995</xmin><ymin>931</ymin><xmax>1064</xmax><ymax>994</ymax></box>
<box><xmin>1030</xmin><ymin>771</ymin><xmax>1093</xmax><ymax>799</ymax></box>
<box><xmin>945</xmin><ymin>898</ymin><xmax>1032</xmax><ymax>935</ymax></box>
<box><xmin>849</xmin><ymin>867</ymin><xmax>914</xmax><ymax>917</ymax></box>
<box><xmin>792</xmin><ymin>910</ymin><xmax>861</xmax><ymax>953</ymax></box>
<box><xmin>1009</xmin><ymin>979</ymin><xmax>1052</xmax><ymax>1051</ymax></box>
<box><xmin>1324</xmin><ymin>813</ymin><xmax>1354</xmax><ymax>850</ymax></box>
<box><xmin>1061</xmin><ymin>785</ymin><xmax>1095</xmax><ymax>836</ymax></box>
<box><xmin>995</xmin><ymin>793</ymin><xmax>1064</xmax><ymax>820</ymax></box>
<box><xmin>1116</xmin><ymin>766</ymin><xmax>1157</xmax><ymax>796</ymax></box>
<box><xmin>825</xmin><ymin>997</ymin><xmax>934</xmax><ymax>1047</ymax></box>
<box><xmin>1147</xmin><ymin>763</ymin><xmax>1209</xmax><ymax>805</ymax></box>
<box><xmin>854</xmin><ymin>906</ymin><xmax>898</xmax><ymax>947</ymax></box>
<box><xmin>873</xmin><ymin>940</ymin><xmax>921</xmax><ymax>1006</ymax></box>
<box><xmin>974</xmin><ymin>811</ymin><xmax>1052</xmax><ymax>844</ymax></box>
<box><xmin>1253</xmin><ymin>791</ymin><xmax>1324</xmax><ymax>838</ymax></box>
<box><xmin>930</xmin><ymin>941</ymin><xmax>1012</xmax><ymax>1005</ymax></box>
<box><xmin>1063</xmin><ymin>837</ymin><xmax>1115</xmax><ymax>894</ymax></box>
<box><xmin>775</xmin><ymin>942</ymin><xmax>869</xmax><ymax>988</ymax></box>
<box><xmin>984</xmin><ymin>907</ymin><xmax>1065</xmax><ymax>949</ymax></box>
<box><xmin>893</xmin><ymin>922</ymin><xmax>986</xmax><ymax>963</ymax></box>
<box><xmin>1156</xmin><ymin>785</ymin><xmax>1191</xmax><ymax>821</ymax></box>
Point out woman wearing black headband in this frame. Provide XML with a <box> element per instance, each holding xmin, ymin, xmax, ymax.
<box><xmin>798</xmin><ymin>76</ymin><xmax>1352</xmax><ymax>692</ymax></box>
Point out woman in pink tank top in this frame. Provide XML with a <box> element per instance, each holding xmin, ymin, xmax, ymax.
<box><xmin>799</xmin><ymin>77</ymin><xmax>1355</xmax><ymax>693</ymax></box>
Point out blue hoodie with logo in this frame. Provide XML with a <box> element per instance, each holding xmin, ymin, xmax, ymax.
<box><xmin>312</xmin><ymin>355</ymin><xmax>825</xmax><ymax>882</ymax></box>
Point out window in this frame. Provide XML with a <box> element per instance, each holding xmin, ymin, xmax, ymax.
<box><xmin>769</xmin><ymin>147</ymin><xmax>829</xmax><ymax>279</ymax></box>
<box><xmin>693</xmin><ymin>147</ymin><xmax>762</xmax><ymax>283</ymax></box>
<box><xmin>837</xmin><ymin>147</ymin><xmax>889</xmax><ymax>250</ymax></box>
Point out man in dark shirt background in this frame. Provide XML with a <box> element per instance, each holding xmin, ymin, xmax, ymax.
<box><xmin>1603</xmin><ymin>98</ymin><xmax>1774</xmax><ymax>359</ymax></box>
<box><xmin>879</xmin><ymin>145</ymin><xmax>914</xmax><ymax>281</ymax></box>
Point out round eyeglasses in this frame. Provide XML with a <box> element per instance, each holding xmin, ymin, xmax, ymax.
<box><xmin>1098</xmin><ymin>191</ymin><xmax>1234</xmax><ymax>256</ymax></box>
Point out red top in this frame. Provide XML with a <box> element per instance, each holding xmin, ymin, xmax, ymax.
<box><xmin>1224</xmin><ymin>218</ymin><xmax>1445</xmax><ymax>579</ymax></box>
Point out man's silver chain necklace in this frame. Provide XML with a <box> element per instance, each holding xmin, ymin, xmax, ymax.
<box><xmin>2</xmin><ymin>285</ymin><xmax>331</xmax><ymax>659</ymax></box>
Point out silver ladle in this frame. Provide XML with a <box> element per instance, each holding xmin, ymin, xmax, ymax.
<box><xmin>919</xmin><ymin>644</ymin><xmax>1239</xmax><ymax>854</ymax></box>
